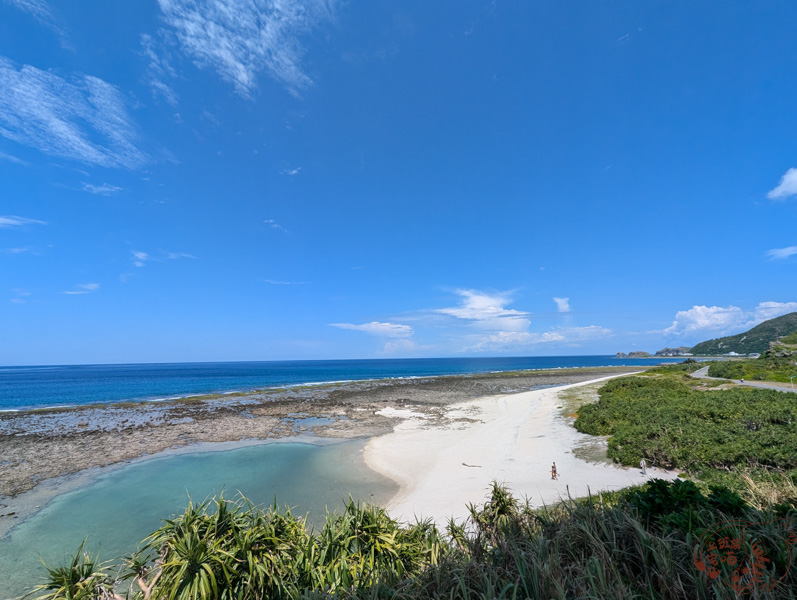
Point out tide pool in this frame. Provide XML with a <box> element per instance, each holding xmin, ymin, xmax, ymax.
<box><xmin>0</xmin><ymin>439</ymin><xmax>397</xmax><ymax>599</ymax></box>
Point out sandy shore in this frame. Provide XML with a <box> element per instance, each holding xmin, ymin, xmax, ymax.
<box><xmin>365</xmin><ymin>376</ymin><xmax>679</xmax><ymax>524</ymax></box>
<box><xmin>0</xmin><ymin>367</ymin><xmax>641</xmax><ymax>504</ymax></box>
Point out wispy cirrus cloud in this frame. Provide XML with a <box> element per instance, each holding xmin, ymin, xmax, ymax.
<box><xmin>155</xmin><ymin>0</ymin><xmax>338</xmax><ymax>96</ymax></box>
<box><xmin>768</xmin><ymin>168</ymin><xmax>797</xmax><ymax>200</ymax></box>
<box><xmin>6</xmin><ymin>243</ymin><xmax>48</xmax><ymax>254</ymax></box>
<box><xmin>0</xmin><ymin>149</ymin><xmax>27</xmax><ymax>165</ymax></box>
<box><xmin>10</xmin><ymin>288</ymin><xmax>31</xmax><ymax>303</ymax></box>
<box><xmin>62</xmin><ymin>283</ymin><xmax>100</xmax><ymax>295</ymax></box>
<box><xmin>0</xmin><ymin>215</ymin><xmax>46</xmax><ymax>228</ymax></box>
<box><xmin>663</xmin><ymin>301</ymin><xmax>797</xmax><ymax>336</ymax></box>
<box><xmin>766</xmin><ymin>245</ymin><xmax>797</xmax><ymax>260</ymax></box>
<box><xmin>132</xmin><ymin>251</ymin><xmax>149</xmax><ymax>267</ymax></box>
<box><xmin>165</xmin><ymin>251</ymin><xmax>195</xmax><ymax>260</ymax></box>
<box><xmin>3</xmin><ymin>0</ymin><xmax>67</xmax><ymax>39</ymax></box>
<box><xmin>81</xmin><ymin>182</ymin><xmax>124</xmax><ymax>196</ymax></box>
<box><xmin>331</xmin><ymin>320</ymin><xmax>417</xmax><ymax>355</ymax></box>
<box><xmin>331</xmin><ymin>321</ymin><xmax>414</xmax><ymax>337</ymax></box>
<box><xmin>281</xmin><ymin>166</ymin><xmax>302</xmax><ymax>176</ymax></box>
<box><xmin>132</xmin><ymin>249</ymin><xmax>196</xmax><ymax>267</ymax></box>
<box><xmin>140</xmin><ymin>33</ymin><xmax>179</xmax><ymax>106</ymax></box>
<box><xmin>261</xmin><ymin>278</ymin><xmax>306</xmax><ymax>285</ymax></box>
<box><xmin>264</xmin><ymin>219</ymin><xmax>290</xmax><ymax>233</ymax></box>
<box><xmin>0</xmin><ymin>56</ymin><xmax>148</xmax><ymax>168</ymax></box>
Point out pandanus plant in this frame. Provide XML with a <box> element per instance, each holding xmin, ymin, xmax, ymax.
<box><xmin>28</xmin><ymin>493</ymin><xmax>447</xmax><ymax>600</ymax></box>
<box><xmin>27</xmin><ymin>541</ymin><xmax>123</xmax><ymax>600</ymax></box>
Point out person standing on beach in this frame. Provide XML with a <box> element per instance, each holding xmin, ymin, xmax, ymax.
<box><xmin>551</xmin><ymin>462</ymin><xmax>557</xmax><ymax>480</ymax></box>
<box><xmin>640</xmin><ymin>458</ymin><xmax>647</xmax><ymax>475</ymax></box>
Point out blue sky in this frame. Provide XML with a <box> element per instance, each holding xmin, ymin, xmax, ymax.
<box><xmin>1</xmin><ymin>1</ymin><xmax>796</xmax><ymax>365</ymax></box>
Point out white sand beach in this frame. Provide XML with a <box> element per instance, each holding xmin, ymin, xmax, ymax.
<box><xmin>364</xmin><ymin>376</ymin><xmax>679</xmax><ymax>525</ymax></box>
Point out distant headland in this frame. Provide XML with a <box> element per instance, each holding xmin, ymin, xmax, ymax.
<box><xmin>616</xmin><ymin>311</ymin><xmax>797</xmax><ymax>358</ymax></box>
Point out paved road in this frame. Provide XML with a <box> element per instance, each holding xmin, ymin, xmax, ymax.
<box><xmin>691</xmin><ymin>366</ymin><xmax>796</xmax><ymax>393</ymax></box>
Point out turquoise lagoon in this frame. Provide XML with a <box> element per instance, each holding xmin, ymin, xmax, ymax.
<box><xmin>0</xmin><ymin>440</ymin><xmax>397</xmax><ymax>599</ymax></box>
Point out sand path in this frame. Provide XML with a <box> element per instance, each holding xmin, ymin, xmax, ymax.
<box><xmin>364</xmin><ymin>376</ymin><xmax>678</xmax><ymax>525</ymax></box>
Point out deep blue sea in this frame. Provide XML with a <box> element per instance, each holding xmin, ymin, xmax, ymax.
<box><xmin>0</xmin><ymin>356</ymin><xmax>683</xmax><ymax>411</ymax></box>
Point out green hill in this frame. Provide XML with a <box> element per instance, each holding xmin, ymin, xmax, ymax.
<box><xmin>689</xmin><ymin>311</ymin><xmax>797</xmax><ymax>355</ymax></box>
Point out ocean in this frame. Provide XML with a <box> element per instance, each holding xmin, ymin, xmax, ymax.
<box><xmin>0</xmin><ymin>356</ymin><xmax>685</xmax><ymax>598</ymax></box>
<box><xmin>0</xmin><ymin>356</ymin><xmax>681</xmax><ymax>411</ymax></box>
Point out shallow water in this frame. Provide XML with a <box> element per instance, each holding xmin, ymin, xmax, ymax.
<box><xmin>0</xmin><ymin>439</ymin><xmax>397</xmax><ymax>599</ymax></box>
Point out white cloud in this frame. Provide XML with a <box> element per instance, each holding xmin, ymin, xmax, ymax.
<box><xmin>752</xmin><ymin>301</ymin><xmax>797</xmax><ymax>322</ymax></box>
<box><xmin>3</xmin><ymin>0</ymin><xmax>66</xmax><ymax>38</ymax></box>
<box><xmin>664</xmin><ymin>301</ymin><xmax>797</xmax><ymax>336</ymax></box>
<box><xmin>766</xmin><ymin>245</ymin><xmax>797</xmax><ymax>260</ymax></box>
<box><xmin>264</xmin><ymin>219</ymin><xmax>289</xmax><ymax>233</ymax></box>
<box><xmin>82</xmin><ymin>182</ymin><xmax>124</xmax><ymax>196</ymax></box>
<box><xmin>4</xmin><ymin>0</ymin><xmax>52</xmax><ymax>20</ymax></box>
<box><xmin>553</xmin><ymin>297</ymin><xmax>570</xmax><ymax>313</ymax></box>
<box><xmin>0</xmin><ymin>56</ymin><xmax>147</xmax><ymax>168</ymax></box>
<box><xmin>767</xmin><ymin>167</ymin><xmax>797</xmax><ymax>200</ymax></box>
<box><xmin>469</xmin><ymin>326</ymin><xmax>612</xmax><ymax>352</ymax></box>
<box><xmin>156</xmin><ymin>0</ymin><xmax>337</xmax><ymax>97</ymax></box>
<box><xmin>663</xmin><ymin>305</ymin><xmax>745</xmax><ymax>335</ymax></box>
<box><xmin>330</xmin><ymin>321</ymin><xmax>414</xmax><ymax>338</ymax></box>
<box><xmin>437</xmin><ymin>289</ymin><xmax>530</xmax><ymax>332</ymax></box>
<box><xmin>0</xmin><ymin>149</ymin><xmax>27</xmax><ymax>164</ymax></box>
<box><xmin>261</xmin><ymin>278</ymin><xmax>306</xmax><ymax>285</ymax></box>
<box><xmin>281</xmin><ymin>166</ymin><xmax>302</xmax><ymax>176</ymax></box>
<box><xmin>0</xmin><ymin>215</ymin><xmax>46</xmax><ymax>227</ymax></box>
<box><xmin>132</xmin><ymin>251</ymin><xmax>149</xmax><ymax>267</ymax></box>
<box><xmin>62</xmin><ymin>283</ymin><xmax>100</xmax><ymax>295</ymax></box>
<box><xmin>164</xmin><ymin>251</ymin><xmax>196</xmax><ymax>260</ymax></box>
<box><xmin>140</xmin><ymin>34</ymin><xmax>179</xmax><ymax>106</ymax></box>
<box><xmin>436</xmin><ymin>289</ymin><xmax>609</xmax><ymax>352</ymax></box>
<box><xmin>10</xmin><ymin>288</ymin><xmax>31</xmax><ymax>303</ymax></box>
<box><xmin>132</xmin><ymin>249</ymin><xmax>195</xmax><ymax>267</ymax></box>
<box><xmin>379</xmin><ymin>338</ymin><xmax>418</xmax><ymax>355</ymax></box>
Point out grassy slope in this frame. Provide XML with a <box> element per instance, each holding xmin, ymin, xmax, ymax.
<box><xmin>689</xmin><ymin>312</ymin><xmax>797</xmax><ymax>355</ymax></box>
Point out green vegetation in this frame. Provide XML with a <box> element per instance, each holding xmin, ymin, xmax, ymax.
<box><xmin>30</xmin><ymin>495</ymin><xmax>444</xmax><ymax>600</ymax></box>
<box><xmin>707</xmin><ymin>355</ymin><xmax>797</xmax><ymax>383</ymax></box>
<box><xmin>28</xmin><ymin>480</ymin><xmax>797</xmax><ymax>600</ymax></box>
<box><xmin>639</xmin><ymin>359</ymin><xmax>703</xmax><ymax>375</ymax></box>
<box><xmin>689</xmin><ymin>311</ymin><xmax>797</xmax><ymax>356</ymax></box>
<box><xmin>781</xmin><ymin>331</ymin><xmax>797</xmax><ymax>345</ymax></box>
<box><xmin>574</xmin><ymin>376</ymin><xmax>797</xmax><ymax>485</ymax></box>
<box><xmin>703</xmin><ymin>334</ymin><xmax>797</xmax><ymax>384</ymax></box>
